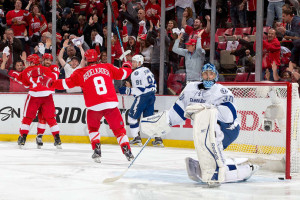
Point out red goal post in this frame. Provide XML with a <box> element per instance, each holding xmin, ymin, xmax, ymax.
<box><xmin>219</xmin><ymin>82</ymin><xmax>299</xmax><ymax>179</ymax></box>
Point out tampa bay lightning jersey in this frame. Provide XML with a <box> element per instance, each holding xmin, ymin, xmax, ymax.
<box><xmin>169</xmin><ymin>82</ymin><xmax>239</xmax><ymax>126</ymax></box>
<box><xmin>130</xmin><ymin>66</ymin><xmax>157</xmax><ymax>96</ymax></box>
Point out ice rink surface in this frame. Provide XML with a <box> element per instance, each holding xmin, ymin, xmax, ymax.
<box><xmin>1</xmin><ymin>142</ymin><xmax>300</xmax><ymax>200</ymax></box>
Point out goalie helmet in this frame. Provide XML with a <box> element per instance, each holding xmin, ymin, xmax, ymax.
<box><xmin>132</xmin><ymin>54</ymin><xmax>144</xmax><ymax>66</ymax></box>
<box><xmin>200</xmin><ymin>63</ymin><xmax>219</xmax><ymax>89</ymax></box>
<box><xmin>42</xmin><ymin>53</ymin><xmax>53</xmax><ymax>61</ymax></box>
<box><xmin>27</xmin><ymin>54</ymin><xmax>40</xmax><ymax>65</ymax></box>
<box><xmin>84</xmin><ymin>49</ymin><xmax>98</xmax><ymax>63</ymax></box>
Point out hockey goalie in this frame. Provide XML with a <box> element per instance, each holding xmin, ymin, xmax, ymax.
<box><xmin>141</xmin><ymin>63</ymin><xmax>259</xmax><ymax>185</ymax></box>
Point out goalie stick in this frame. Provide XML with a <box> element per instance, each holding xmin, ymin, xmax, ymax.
<box><xmin>103</xmin><ymin>136</ymin><xmax>153</xmax><ymax>183</ymax></box>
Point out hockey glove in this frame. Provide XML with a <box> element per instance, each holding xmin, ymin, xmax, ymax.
<box><xmin>122</xmin><ymin>61</ymin><xmax>132</xmax><ymax>69</ymax></box>
<box><xmin>119</xmin><ymin>86</ymin><xmax>131</xmax><ymax>95</ymax></box>
<box><xmin>31</xmin><ymin>68</ymin><xmax>42</xmax><ymax>78</ymax></box>
<box><xmin>40</xmin><ymin>76</ymin><xmax>53</xmax><ymax>88</ymax></box>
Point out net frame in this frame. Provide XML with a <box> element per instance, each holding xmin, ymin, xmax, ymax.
<box><xmin>220</xmin><ymin>82</ymin><xmax>296</xmax><ymax>179</ymax></box>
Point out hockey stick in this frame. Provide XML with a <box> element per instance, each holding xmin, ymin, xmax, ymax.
<box><xmin>107</xmin><ymin>0</ymin><xmax>126</xmax><ymax>61</ymax></box>
<box><xmin>103</xmin><ymin>136</ymin><xmax>153</xmax><ymax>183</ymax></box>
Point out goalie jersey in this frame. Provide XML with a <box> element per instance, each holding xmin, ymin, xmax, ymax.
<box><xmin>169</xmin><ymin>82</ymin><xmax>239</xmax><ymax>128</ymax></box>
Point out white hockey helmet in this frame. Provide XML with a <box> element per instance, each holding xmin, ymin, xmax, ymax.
<box><xmin>132</xmin><ymin>54</ymin><xmax>144</xmax><ymax>66</ymax></box>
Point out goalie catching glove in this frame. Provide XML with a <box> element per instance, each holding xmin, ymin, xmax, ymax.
<box><xmin>184</xmin><ymin>103</ymin><xmax>214</xmax><ymax>120</ymax></box>
<box><xmin>140</xmin><ymin>111</ymin><xmax>171</xmax><ymax>137</ymax></box>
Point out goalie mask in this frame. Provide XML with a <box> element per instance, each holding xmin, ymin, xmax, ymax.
<box><xmin>200</xmin><ymin>63</ymin><xmax>219</xmax><ymax>89</ymax></box>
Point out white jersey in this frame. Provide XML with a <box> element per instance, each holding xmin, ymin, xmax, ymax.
<box><xmin>130</xmin><ymin>66</ymin><xmax>156</xmax><ymax>96</ymax></box>
<box><xmin>169</xmin><ymin>82</ymin><xmax>238</xmax><ymax>126</ymax></box>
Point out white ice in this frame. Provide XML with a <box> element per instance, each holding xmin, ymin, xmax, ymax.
<box><xmin>1</xmin><ymin>142</ymin><xmax>300</xmax><ymax>200</ymax></box>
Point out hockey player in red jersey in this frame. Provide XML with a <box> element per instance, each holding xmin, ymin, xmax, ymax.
<box><xmin>41</xmin><ymin>49</ymin><xmax>134</xmax><ymax>163</ymax></box>
<box><xmin>35</xmin><ymin>53</ymin><xmax>60</xmax><ymax>148</ymax></box>
<box><xmin>17</xmin><ymin>54</ymin><xmax>62</xmax><ymax>148</ymax></box>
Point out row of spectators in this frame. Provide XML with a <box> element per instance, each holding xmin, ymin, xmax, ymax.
<box><xmin>0</xmin><ymin>0</ymin><xmax>300</xmax><ymax>95</ymax></box>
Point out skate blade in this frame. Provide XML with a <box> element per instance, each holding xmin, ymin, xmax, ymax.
<box><xmin>132</xmin><ymin>143</ymin><xmax>142</xmax><ymax>147</ymax></box>
<box><xmin>55</xmin><ymin>145</ymin><xmax>62</xmax><ymax>149</ymax></box>
<box><xmin>93</xmin><ymin>157</ymin><xmax>101</xmax><ymax>163</ymax></box>
<box><xmin>18</xmin><ymin>145</ymin><xmax>24</xmax><ymax>149</ymax></box>
<box><xmin>153</xmin><ymin>143</ymin><xmax>164</xmax><ymax>148</ymax></box>
<box><xmin>37</xmin><ymin>145</ymin><xmax>42</xmax><ymax>149</ymax></box>
<box><xmin>207</xmin><ymin>182</ymin><xmax>221</xmax><ymax>188</ymax></box>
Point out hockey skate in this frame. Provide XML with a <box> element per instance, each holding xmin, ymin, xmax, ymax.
<box><xmin>152</xmin><ymin>137</ymin><xmax>164</xmax><ymax>147</ymax></box>
<box><xmin>36</xmin><ymin>134</ymin><xmax>43</xmax><ymax>149</ymax></box>
<box><xmin>122</xmin><ymin>144</ymin><xmax>134</xmax><ymax>161</ymax></box>
<box><xmin>17</xmin><ymin>134</ymin><xmax>27</xmax><ymax>148</ymax></box>
<box><xmin>54</xmin><ymin>134</ymin><xmax>62</xmax><ymax>149</ymax></box>
<box><xmin>92</xmin><ymin>143</ymin><xmax>101</xmax><ymax>163</ymax></box>
<box><xmin>129</xmin><ymin>136</ymin><xmax>142</xmax><ymax>147</ymax></box>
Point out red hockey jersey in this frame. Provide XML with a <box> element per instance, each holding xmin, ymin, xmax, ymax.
<box><xmin>144</xmin><ymin>2</ymin><xmax>161</xmax><ymax>25</ymax></box>
<box><xmin>52</xmin><ymin>64</ymin><xmax>132</xmax><ymax>110</ymax></box>
<box><xmin>8</xmin><ymin>70</ymin><xmax>28</xmax><ymax>92</ymax></box>
<box><xmin>49</xmin><ymin>64</ymin><xmax>60</xmax><ymax>80</ymax></box>
<box><xmin>17</xmin><ymin>65</ymin><xmax>56</xmax><ymax>97</ymax></box>
<box><xmin>6</xmin><ymin>9</ymin><xmax>28</xmax><ymax>38</ymax></box>
<box><xmin>25</xmin><ymin>12</ymin><xmax>48</xmax><ymax>37</ymax></box>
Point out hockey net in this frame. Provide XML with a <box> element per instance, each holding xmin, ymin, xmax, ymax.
<box><xmin>221</xmin><ymin>82</ymin><xmax>300</xmax><ymax>179</ymax></box>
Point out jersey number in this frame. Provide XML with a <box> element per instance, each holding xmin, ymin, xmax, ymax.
<box><xmin>93</xmin><ymin>77</ymin><xmax>107</xmax><ymax>95</ymax></box>
<box><xmin>29</xmin><ymin>77</ymin><xmax>41</xmax><ymax>88</ymax></box>
<box><xmin>136</xmin><ymin>76</ymin><xmax>153</xmax><ymax>85</ymax></box>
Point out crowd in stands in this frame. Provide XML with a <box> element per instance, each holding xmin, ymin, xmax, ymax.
<box><xmin>0</xmin><ymin>0</ymin><xmax>300</xmax><ymax>95</ymax></box>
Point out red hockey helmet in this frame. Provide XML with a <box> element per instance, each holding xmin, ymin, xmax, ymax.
<box><xmin>42</xmin><ymin>53</ymin><xmax>53</xmax><ymax>61</ymax></box>
<box><xmin>84</xmin><ymin>49</ymin><xmax>98</xmax><ymax>63</ymax></box>
<box><xmin>27</xmin><ymin>54</ymin><xmax>40</xmax><ymax>65</ymax></box>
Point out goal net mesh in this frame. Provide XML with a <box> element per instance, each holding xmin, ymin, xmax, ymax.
<box><xmin>223</xmin><ymin>83</ymin><xmax>300</xmax><ymax>175</ymax></box>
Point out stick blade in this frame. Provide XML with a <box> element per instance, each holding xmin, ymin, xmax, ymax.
<box><xmin>103</xmin><ymin>169</ymin><xmax>128</xmax><ymax>183</ymax></box>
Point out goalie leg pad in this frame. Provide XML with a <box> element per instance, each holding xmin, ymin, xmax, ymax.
<box><xmin>193</xmin><ymin>108</ymin><xmax>226</xmax><ymax>184</ymax></box>
<box><xmin>186</xmin><ymin>157</ymin><xmax>259</xmax><ymax>183</ymax></box>
<box><xmin>224</xmin><ymin>159</ymin><xmax>259</xmax><ymax>183</ymax></box>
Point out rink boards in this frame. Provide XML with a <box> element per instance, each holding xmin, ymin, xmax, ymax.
<box><xmin>0</xmin><ymin>93</ymin><xmax>287</xmax><ymax>153</ymax></box>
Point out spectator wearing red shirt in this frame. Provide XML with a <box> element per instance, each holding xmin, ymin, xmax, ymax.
<box><xmin>25</xmin><ymin>3</ymin><xmax>48</xmax><ymax>37</ymax></box>
<box><xmin>25</xmin><ymin>1</ymin><xmax>48</xmax><ymax>53</ymax></box>
<box><xmin>85</xmin><ymin>0</ymin><xmax>104</xmax><ymax>20</ymax></box>
<box><xmin>254</xmin><ymin>28</ymin><xmax>281</xmax><ymax>81</ymax></box>
<box><xmin>158</xmin><ymin>0</ymin><xmax>175</xmax><ymax>24</ymax></box>
<box><xmin>143</xmin><ymin>0</ymin><xmax>161</xmax><ymax>26</ymax></box>
<box><xmin>184</xmin><ymin>16</ymin><xmax>211</xmax><ymax>49</ymax></box>
<box><xmin>6</xmin><ymin>0</ymin><xmax>28</xmax><ymax>48</ymax></box>
<box><xmin>247</xmin><ymin>0</ymin><xmax>257</xmax><ymax>27</ymax></box>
